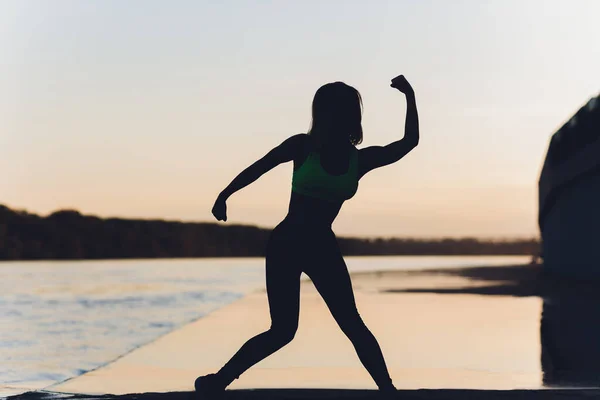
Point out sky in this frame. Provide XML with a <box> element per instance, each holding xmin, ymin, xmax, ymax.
<box><xmin>1</xmin><ymin>0</ymin><xmax>599</xmax><ymax>238</ymax></box>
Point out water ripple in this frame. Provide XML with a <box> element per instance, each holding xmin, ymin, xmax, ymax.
<box><xmin>0</xmin><ymin>258</ymin><xmax>265</xmax><ymax>390</ymax></box>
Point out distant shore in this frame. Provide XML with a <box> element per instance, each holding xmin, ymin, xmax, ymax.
<box><xmin>1</xmin><ymin>204</ymin><xmax>540</xmax><ymax>260</ymax></box>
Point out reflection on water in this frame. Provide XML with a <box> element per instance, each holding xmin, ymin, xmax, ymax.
<box><xmin>541</xmin><ymin>279</ymin><xmax>600</xmax><ymax>387</ymax></box>
<box><xmin>382</xmin><ymin>264</ymin><xmax>600</xmax><ymax>388</ymax></box>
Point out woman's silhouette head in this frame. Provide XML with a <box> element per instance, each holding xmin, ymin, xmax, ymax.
<box><xmin>309</xmin><ymin>82</ymin><xmax>363</xmax><ymax>148</ymax></box>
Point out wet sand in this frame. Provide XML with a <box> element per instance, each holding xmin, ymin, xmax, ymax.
<box><xmin>11</xmin><ymin>264</ymin><xmax>600</xmax><ymax>399</ymax></box>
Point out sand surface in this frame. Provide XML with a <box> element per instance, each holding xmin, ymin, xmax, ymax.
<box><xmin>13</xmin><ymin>264</ymin><xmax>600</xmax><ymax>399</ymax></box>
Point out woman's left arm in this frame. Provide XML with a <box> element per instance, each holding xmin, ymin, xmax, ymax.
<box><xmin>358</xmin><ymin>75</ymin><xmax>419</xmax><ymax>179</ymax></box>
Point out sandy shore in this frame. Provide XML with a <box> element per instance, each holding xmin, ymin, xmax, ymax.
<box><xmin>11</xmin><ymin>264</ymin><xmax>600</xmax><ymax>399</ymax></box>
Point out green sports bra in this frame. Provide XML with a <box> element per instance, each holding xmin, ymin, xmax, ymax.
<box><xmin>291</xmin><ymin>146</ymin><xmax>359</xmax><ymax>203</ymax></box>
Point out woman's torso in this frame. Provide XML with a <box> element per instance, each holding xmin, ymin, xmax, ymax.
<box><xmin>284</xmin><ymin>135</ymin><xmax>359</xmax><ymax>228</ymax></box>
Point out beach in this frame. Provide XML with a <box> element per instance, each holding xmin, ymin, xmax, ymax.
<box><xmin>9</xmin><ymin>262</ymin><xmax>600</xmax><ymax>399</ymax></box>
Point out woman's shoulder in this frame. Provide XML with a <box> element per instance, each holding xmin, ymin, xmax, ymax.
<box><xmin>287</xmin><ymin>134</ymin><xmax>313</xmax><ymax>167</ymax></box>
<box><xmin>278</xmin><ymin>133</ymin><xmax>310</xmax><ymax>151</ymax></box>
<box><xmin>292</xmin><ymin>133</ymin><xmax>318</xmax><ymax>152</ymax></box>
<box><xmin>284</xmin><ymin>133</ymin><xmax>311</xmax><ymax>147</ymax></box>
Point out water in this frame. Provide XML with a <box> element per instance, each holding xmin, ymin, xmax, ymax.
<box><xmin>0</xmin><ymin>255</ymin><xmax>528</xmax><ymax>396</ymax></box>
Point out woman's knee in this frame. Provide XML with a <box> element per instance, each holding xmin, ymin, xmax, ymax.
<box><xmin>337</xmin><ymin>311</ymin><xmax>368</xmax><ymax>336</ymax></box>
<box><xmin>269</xmin><ymin>322</ymin><xmax>298</xmax><ymax>345</ymax></box>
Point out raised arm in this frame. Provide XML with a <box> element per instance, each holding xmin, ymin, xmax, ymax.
<box><xmin>211</xmin><ymin>134</ymin><xmax>305</xmax><ymax>221</ymax></box>
<box><xmin>358</xmin><ymin>75</ymin><xmax>419</xmax><ymax>179</ymax></box>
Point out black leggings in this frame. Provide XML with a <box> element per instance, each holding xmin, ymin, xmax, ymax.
<box><xmin>216</xmin><ymin>218</ymin><xmax>394</xmax><ymax>389</ymax></box>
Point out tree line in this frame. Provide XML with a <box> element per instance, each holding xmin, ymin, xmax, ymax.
<box><xmin>0</xmin><ymin>204</ymin><xmax>540</xmax><ymax>260</ymax></box>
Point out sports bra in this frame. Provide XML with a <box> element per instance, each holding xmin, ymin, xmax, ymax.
<box><xmin>291</xmin><ymin>146</ymin><xmax>359</xmax><ymax>203</ymax></box>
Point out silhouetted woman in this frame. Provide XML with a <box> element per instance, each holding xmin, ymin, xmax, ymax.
<box><xmin>196</xmin><ymin>75</ymin><xmax>419</xmax><ymax>396</ymax></box>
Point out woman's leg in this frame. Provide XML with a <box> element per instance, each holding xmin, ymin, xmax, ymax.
<box><xmin>215</xmin><ymin>237</ymin><xmax>302</xmax><ymax>386</ymax></box>
<box><xmin>304</xmin><ymin>234</ymin><xmax>395</xmax><ymax>390</ymax></box>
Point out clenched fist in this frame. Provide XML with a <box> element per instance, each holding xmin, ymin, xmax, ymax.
<box><xmin>390</xmin><ymin>75</ymin><xmax>414</xmax><ymax>95</ymax></box>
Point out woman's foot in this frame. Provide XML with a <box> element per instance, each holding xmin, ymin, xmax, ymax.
<box><xmin>194</xmin><ymin>373</ymin><xmax>226</xmax><ymax>398</ymax></box>
<box><xmin>379</xmin><ymin>383</ymin><xmax>397</xmax><ymax>398</ymax></box>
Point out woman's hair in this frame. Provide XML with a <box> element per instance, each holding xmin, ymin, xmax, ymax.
<box><xmin>308</xmin><ymin>82</ymin><xmax>363</xmax><ymax>147</ymax></box>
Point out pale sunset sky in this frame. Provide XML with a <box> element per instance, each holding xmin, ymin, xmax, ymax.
<box><xmin>1</xmin><ymin>1</ymin><xmax>599</xmax><ymax>238</ymax></box>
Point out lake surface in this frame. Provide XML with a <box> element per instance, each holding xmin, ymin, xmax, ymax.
<box><xmin>0</xmin><ymin>256</ymin><xmax>528</xmax><ymax>396</ymax></box>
